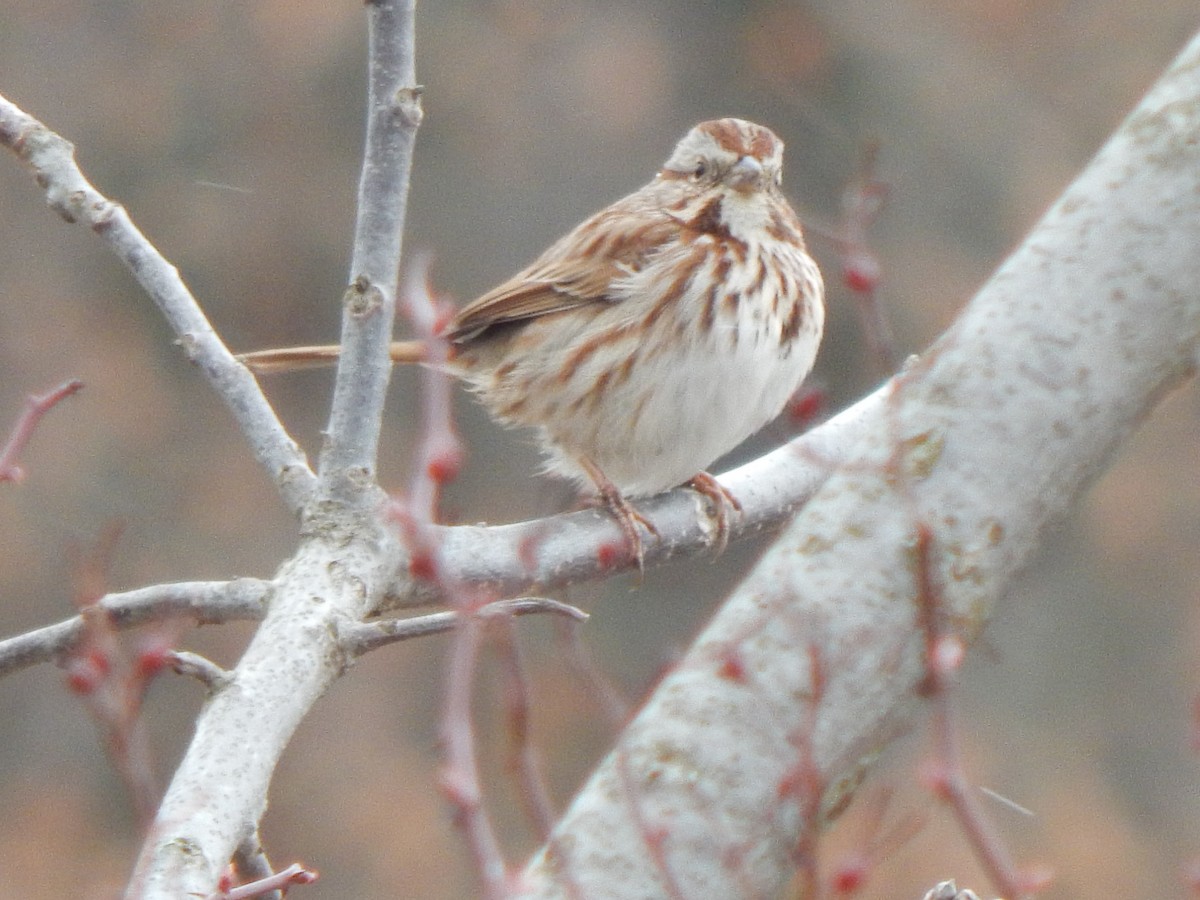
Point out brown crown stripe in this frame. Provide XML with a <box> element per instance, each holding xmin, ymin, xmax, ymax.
<box><xmin>701</xmin><ymin>118</ymin><xmax>781</xmax><ymax>160</ymax></box>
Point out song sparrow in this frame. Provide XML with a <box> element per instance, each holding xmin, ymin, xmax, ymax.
<box><xmin>242</xmin><ymin>118</ymin><xmax>825</xmax><ymax>563</ymax></box>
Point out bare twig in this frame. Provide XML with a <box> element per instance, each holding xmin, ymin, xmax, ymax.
<box><xmin>379</xmin><ymin>248</ymin><xmax>522</xmax><ymax>893</ymax></box>
<box><xmin>821</xmin><ymin>787</ymin><xmax>924</xmax><ymax>896</ymax></box>
<box><xmin>438</xmin><ymin>613</ymin><xmax>512</xmax><ymax>898</ymax></box>
<box><xmin>0</xmin><ymin>378</ymin><xmax>83</xmax><ymax>484</ymax></box>
<box><xmin>168</xmin><ymin>650</ymin><xmax>230</xmax><ymax>692</ymax></box>
<box><xmin>65</xmin><ymin>525</ymin><xmax>164</xmax><ymax>827</ymax></box>
<box><xmin>911</xmin><ymin>522</ymin><xmax>1049</xmax><ymax>898</ymax></box>
<box><xmin>836</xmin><ymin>142</ymin><xmax>896</xmax><ymax>375</ymax></box>
<box><xmin>554</xmin><ymin>616</ymin><xmax>631</xmax><ymax>728</ymax></box>
<box><xmin>340</xmin><ymin>597</ymin><xmax>587</xmax><ymax>657</ymax></box>
<box><xmin>402</xmin><ymin>256</ymin><xmax>463</xmax><ymax>520</ymax></box>
<box><xmin>0</xmin><ymin>96</ymin><xmax>316</xmax><ymax>511</ymax></box>
<box><xmin>0</xmin><ymin>579</ymin><xmax>270</xmax><ymax>678</ymax></box>
<box><xmin>207</xmin><ymin>863</ymin><xmax>318</xmax><ymax>900</ymax></box>
<box><xmin>803</xmin><ymin>139</ymin><xmax>894</xmax><ymax>377</ymax></box>
<box><xmin>382</xmin><ymin>259</ymin><xmax>464</xmax><ymax>590</ymax></box>
<box><xmin>491</xmin><ymin>616</ymin><xmax>556</xmax><ymax>840</ymax></box>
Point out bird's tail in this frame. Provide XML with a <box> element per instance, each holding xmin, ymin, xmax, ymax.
<box><xmin>237</xmin><ymin>340</ymin><xmax>427</xmax><ymax>374</ymax></box>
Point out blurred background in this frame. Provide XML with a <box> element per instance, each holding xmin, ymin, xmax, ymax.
<box><xmin>1</xmin><ymin>1</ymin><xmax>1198</xmax><ymax>897</ymax></box>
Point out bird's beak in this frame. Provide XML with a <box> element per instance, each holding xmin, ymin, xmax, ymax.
<box><xmin>728</xmin><ymin>155</ymin><xmax>764</xmax><ymax>192</ymax></box>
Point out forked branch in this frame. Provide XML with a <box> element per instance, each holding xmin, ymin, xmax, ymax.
<box><xmin>3</xmin><ymin>6</ymin><xmax>1198</xmax><ymax>899</ymax></box>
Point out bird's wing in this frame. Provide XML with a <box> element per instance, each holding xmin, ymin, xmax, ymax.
<box><xmin>447</xmin><ymin>259</ymin><xmax>623</xmax><ymax>341</ymax></box>
<box><xmin>446</xmin><ymin>202</ymin><xmax>677</xmax><ymax>343</ymax></box>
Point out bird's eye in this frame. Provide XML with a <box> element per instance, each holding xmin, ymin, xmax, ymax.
<box><xmin>692</xmin><ymin>161</ymin><xmax>708</xmax><ymax>180</ymax></box>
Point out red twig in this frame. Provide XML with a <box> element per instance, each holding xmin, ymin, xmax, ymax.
<box><xmin>836</xmin><ymin>143</ymin><xmax>896</xmax><ymax>376</ymax></box>
<box><xmin>438</xmin><ymin>613</ymin><xmax>512</xmax><ymax>898</ymax></box>
<box><xmin>807</xmin><ymin>142</ymin><xmax>895</xmax><ymax>377</ymax></box>
<box><xmin>208</xmin><ymin>862</ymin><xmax>318</xmax><ymax>900</ymax></box>
<box><xmin>489</xmin><ymin>614</ymin><xmax>556</xmax><ymax>840</ymax></box>
<box><xmin>0</xmin><ymin>378</ymin><xmax>83</xmax><ymax>484</ymax></box>
<box><xmin>392</xmin><ymin>259</ymin><xmax>514</xmax><ymax>895</ymax></box>
<box><xmin>823</xmin><ymin>786</ymin><xmax>924</xmax><ymax>897</ymax></box>
<box><xmin>389</xmin><ymin>258</ymin><xmax>463</xmax><ymax>587</ymax></box>
<box><xmin>554</xmin><ymin>616</ymin><xmax>631</xmax><ymax>728</ymax></box>
<box><xmin>783</xmin><ymin>646</ymin><xmax>829</xmax><ymax>897</ymax></box>
<box><xmin>911</xmin><ymin>522</ymin><xmax>1052</xmax><ymax>899</ymax></box>
<box><xmin>615</xmin><ymin>742</ymin><xmax>687</xmax><ymax>900</ymax></box>
<box><xmin>64</xmin><ymin>522</ymin><xmax>185</xmax><ymax>828</ymax></box>
<box><xmin>401</xmin><ymin>255</ymin><xmax>463</xmax><ymax>522</ymax></box>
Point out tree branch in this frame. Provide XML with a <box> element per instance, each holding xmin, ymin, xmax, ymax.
<box><xmin>0</xmin><ymin>97</ymin><xmax>316</xmax><ymax>512</ymax></box>
<box><xmin>383</xmin><ymin>390</ymin><xmax>884</xmax><ymax>609</ymax></box>
<box><xmin>515</xmin><ymin>30</ymin><xmax>1200</xmax><ymax>898</ymax></box>
<box><xmin>168</xmin><ymin>651</ymin><xmax>231</xmax><ymax>692</ymax></box>
<box><xmin>125</xmin><ymin>4</ymin><xmax>421</xmax><ymax>896</ymax></box>
<box><xmin>0</xmin><ymin>579</ymin><xmax>270</xmax><ymax>678</ymax></box>
<box><xmin>340</xmin><ymin>597</ymin><xmax>588</xmax><ymax>657</ymax></box>
<box><xmin>318</xmin><ymin>0</ymin><xmax>422</xmax><ymax>499</ymax></box>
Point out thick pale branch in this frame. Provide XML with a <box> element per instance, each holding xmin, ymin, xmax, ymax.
<box><xmin>516</xmin><ymin>30</ymin><xmax>1200</xmax><ymax>898</ymax></box>
<box><xmin>126</xmin><ymin>4</ymin><xmax>421</xmax><ymax>897</ymax></box>
<box><xmin>319</xmin><ymin>0</ymin><xmax>422</xmax><ymax>496</ymax></box>
<box><xmin>383</xmin><ymin>391</ymin><xmax>884</xmax><ymax>609</ymax></box>
<box><xmin>128</xmin><ymin>514</ymin><xmax>407</xmax><ymax>898</ymax></box>
<box><xmin>0</xmin><ymin>579</ymin><xmax>269</xmax><ymax>678</ymax></box>
<box><xmin>0</xmin><ymin>96</ymin><xmax>316</xmax><ymax>512</ymax></box>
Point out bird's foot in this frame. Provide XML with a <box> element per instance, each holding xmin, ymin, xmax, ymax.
<box><xmin>687</xmin><ymin>471</ymin><xmax>742</xmax><ymax>556</ymax></box>
<box><xmin>579</xmin><ymin>459</ymin><xmax>659</xmax><ymax>573</ymax></box>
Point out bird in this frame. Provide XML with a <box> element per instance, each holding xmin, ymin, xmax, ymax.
<box><xmin>240</xmin><ymin>118</ymin><xmax>825</xmax><ymax>566</ymax></box>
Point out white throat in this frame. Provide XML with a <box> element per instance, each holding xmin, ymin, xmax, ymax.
<box><xmin>718</xmin><ymin>190</ymin><xmax>774</xmax><ymax>242</ymax></box>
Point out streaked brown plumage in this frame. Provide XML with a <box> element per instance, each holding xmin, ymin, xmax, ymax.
<box><xmin>242</xmin><ymin>118</ymin><xmax>825</xmax><ymax>560</ymax></box>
